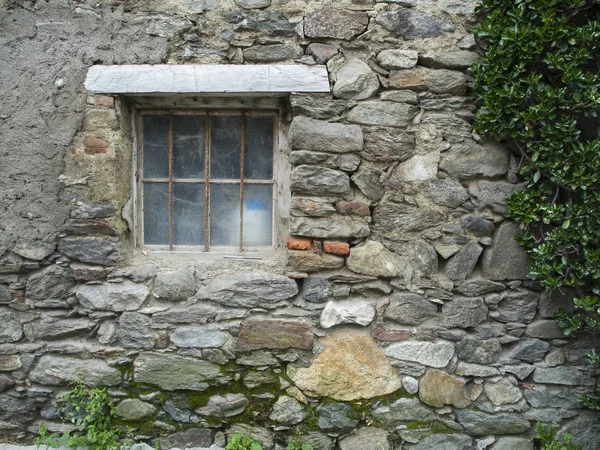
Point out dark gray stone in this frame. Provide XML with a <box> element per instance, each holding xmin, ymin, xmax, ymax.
<box><xmin>445</xmin><ymin>242</ymin><xmax>483</xmax><ymax>282</ymax></box>
<box><xmin>523</xmin><ymin>385</ymin><xmax>580</xmax><ymax>409</ymax></box>
<box><xmin>442</xmin><ymin>297</ymin><xmax>488</xmax><ymax>328</ymax></box>
<box><xmin>458</xmin><ymin>337</ymin><xmax>502</xmax><ymax>364</ymax></box>
<box><xmin>23</xmin><ymin>317</ymin><xmax>92</xmax><ymax>341</ymax></box>
<box><xmin>461</xmin><ymin>215</ymin><xmax>495</xmax><ymax>237</ymax></box>
<box><xmin>303</xmin><ymin>275</ymin><xmax>333</xmax><ymax>303</ymax></box>
<box><xmin>419</xmin><ymin>51</ymin><xmax>480</xmax><ymax>70</ymax></box>
<box><xmin>454</xmin><ymin>279</ymin><xmax>505</xmax><ymax>296</ymax></box>
<box><xmin>495</xmin><ymin>289</ymin><xmax>538</xmax><ymax>323</ymax></box>
<box><xmin>290</xmin><ymin>116</ymin><xmax>363</xmax><ymax>153</ymax></box>
<box><xmin>412</xmin><ymin>434</ymin><xmax>473</xmax><ymax>450</ymax></box>
<box><xmin>336</xmin><ymin>153</ymin><xmax>361</xmax><ymax>172</ymax></box>
<box><xmin>438</xmin><ymin>0</ymin><xmax>477</xmax><ymax>14</ymax></box>
<box><xmin>532</xmin><ymin>367</ymin><xmax>595</xmax><ymax>386</ymax></box>
<box><xmin>11</xmin><ymin>241</ymin><xmax>56</xmax><ymax>261</ymax></box>
<box><xmin>70</xmin><ymin>200</ymin><xmax>116</xmax><ymax>219</ymax></box>
<box><xmin>153</xmin><ymin>303</ymin><xmax>227</xmax><ymax>326</ymax></box>
<box><xmin>482</xmin><ymin>222</ymin><xmax>530</xmax><ymax>281</ymax></box>
<box><xmin>558</xmin><ymin>411</ymin><xmax>600</xmax><ymax>449</ymax></box>
<box><xmin>318</xmin><ymin>403</ymin><xmax>358</xmax><ymax>431</ymax></box>
<box><xmin>468</xmin><ymin>180</ymin><xmax>525</xmax><ymax>215</ymax></box>
<box><xmin>525</xmin><ymin>320</ymin><xmax>565</xmax><ymax>340</ymax></box>
<box><xmin>290</xmin><ymin>216</ymin><xmax>370</xmax><ymax>239</ymax></box>
<box><xmin>30</xmin><ymin>355</ymin><xmax>121</xmax><ymax>386</ymax></box>
<box><xmin>159</xmin><ymin>428</ymin><xmax>215</xmax><ymax>449</ymax></box>
<box><xmin>291</xmin><ymin>165</ymin><xmax>351</xmax><ymax>197</ymax></box>
<box><xmin>77</xmin><ymin>280</ymin><xmax>149</xmax><ymax>312</ymax></box>
<box><xmin>0</xmin><ymin>308</ymin><xmax>23</xmax><ymax>344</ymax></box>
<box><xmin>269</xmin><ymin>396</ymin><xmax>305</xmax><ymax>425</ymax></box>
<box><xmin>347</xmin><ymin>101</ymin><xmax>418</xmax><ymax>127</ymax></box>
<box><xmin>305</xmin><ymin>8</ymin><xmax>369</xmax><ymax>40</ymax></box>
<box><xmin>289</xmin><ymin>151</ymin><xmax>329</xmax><ymax>165</ymax></box>
<box><xmin>153</xmin><ymin>270</ymin><xmax>196</xmax><ymax>301</ymax></box>
<box><xmin>290</xmin><ymin>94</ymin><xmax>346</xmax><ymax>120</ymax></box>
<box><xmin>224</xmin><ymin>10</ymin><xmax>295</xmax><ymax>36</ymax></box>
<box><xmin>384</xmin><ymin>292</ymin><xmax>438</xmax><ymax>325</ymax></box>
<box><xmin>26</xmin><ymin>265</ymin><xmax>75</xmax><ymax>308</ymax></box>
<box><xmin>333</xmin><ymin>59</ymin><xmax>379</xmax><ymax>100</ymax></box>
<box><xmin>423</xmin><ymin>179</ymin><xmax>469</xmax><ymax>208</ymax></box>
<box><xmin>507</xmin><ymin>338</ymin><xmax>550</xmax><ymax>363</ymax></box>
<box><xmin>372</xmin><ymin>397</ymin><xmax>436</xmax><ymax>424</ymax></box>
<box><xmin>455</xmin><ymin>410</ymin><xmax>530</xmax><ymax>436</ymax></box>
<box><xmin>119</xmin><ymin>312</ymin><xmax>154</xmax><ymax>349</ymax></box>
<box><xmin>0</xmin><ymin>285</ymin><xmax>10</xmax><ymax>304</ymax></box>
<box><xmin>243</xmin><ymin>44</ymin><xmax>302</xmax><ymax>62</ymax></box>
<box><xmin>339</xmin><ymin>427</ymin><xmax>390</xmax><ymax>450</ymax></box>
<box><xmin>171</xmin><ymin>327</ymin><xmax>229</xmax><ymax>348</ymax></box>
<box><xmin>362</xmin><ymin>127</ymin><xmax>416</xmax><ymax>162</ymax></box>
<box><xmin>58</xmin><ymin>237</ymin><xmax>119</xmax><ymax>266</ymax></box>
<box><xmin>373</xmin><ymin>203</ymin><xmax>445</xmax><ymax>234</ymax></box>
<box><xmin>538</xmin><ymin>289</ymin><xmax>575</xmax><ymax>318</ymax></box>
<box><xmin>441</xmin><ymin>141</ymin><xmax>510</xmax><ymax>180</ymax></box>
<box><xmin>199</xmin><ymin>271</ymin><xmax>298</xmax><ymax>308</ymax></box>
<box><xmin>0</xmin><ymin>393</ymin><xmax>40</xmax><ymax>423</ymax></box>
<box><xmin>352</xmin><ymin>161</ymin><xmax>385</xmax><ymax>201</ymax></box>
<box><xmin>234</xmin><ymin>0</ymin><xmax>270</xmax><ymax>8</ymax></box>
<box><xmin>376</xmin><ymin>9</ymin><xmax>455</xmax><ymax>39</ymax></box>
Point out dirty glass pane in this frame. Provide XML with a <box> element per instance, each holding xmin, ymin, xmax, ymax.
<box><xmin>245</xmin><ymin>117</ymin><xmax>274</xmax><ymax>180</ymax></box>
<box><xmin>243</xmin><ymin>184</ymin><xmax>273</xmax><ymax>246</ymax></box>
<box><xmin>143</xmin><ymin>182</ymin><xmax>169</xmax><ymax>245</ymax></box>
<box><xmin>211</xmin><ymin>115</ymin><xmax>241</xmax><ymax>179</ymax></box>
<box><xmin>173</xmin><ymin>183</ymin><xmax>204</xmax><ymax>246</ymax></box>
<box><xmin>210</xmin><ymin>184</ymin><xmax>240</xmax><ymax>247</ymax></box>
<box><xmin>143</xmin><ymin>116</ymin><xmax>169</xmax><ymax>178</ymax></box>
<box><xmin>173</xmin><ymin>116</ymin><xmax>205</xmax><ymax>179</ymax></box>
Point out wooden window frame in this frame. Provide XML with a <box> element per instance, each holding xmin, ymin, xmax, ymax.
<box><xmin>134</xmin><ymin>107</ymin><xmax>281</xmax><ymax>255</ymax></box>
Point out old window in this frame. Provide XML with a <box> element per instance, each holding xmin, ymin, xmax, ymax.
<box><xmin>138</xmin><ymin>110</ymin><xmax>277</xmax><ymax>252</ymax></box>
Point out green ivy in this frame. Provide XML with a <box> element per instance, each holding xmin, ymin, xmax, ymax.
<box><xmin>472</xmin><ymin>0</ymin><xmax>600</xmax><ymax>420</ymax></box>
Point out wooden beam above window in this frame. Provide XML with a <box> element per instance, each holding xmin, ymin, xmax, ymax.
<box><xmin>85</xmin><ymin>64</ymin><xmax>331</xmax><ymax>95</ymax></box>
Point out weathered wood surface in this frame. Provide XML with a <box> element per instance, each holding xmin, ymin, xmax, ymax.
<box><xmin>85</xmin><ymin>64</ymin><xmax>331</xmax><ymax>94</ymax></box>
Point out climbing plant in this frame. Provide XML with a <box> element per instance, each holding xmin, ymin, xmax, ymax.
<box><xmin>472</xmin><ymin>0</ymin><xmax>600</xmax><ymax>418</ymax></box>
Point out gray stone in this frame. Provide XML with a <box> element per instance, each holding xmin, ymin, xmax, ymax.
<box><xmin>287</xmin><ymin>250</ymin><xmax>345</xmax><ymax>272</ymax></box>
<box><xmin>545</xmin><ymin>349</ymin><xmax>565</xmax><ymax>366</ymax></box>
<box><xmin>153</xmin><ymin>270</ymin><xmax>195</xmax><ymax>301</ymax></box>
<box><xmin>454</xmin><ymin>279</ymin><xmax>505</xmax><ymax>296</ymax></box>
<box><xmin>58</xmin><ymin>237</ymin><xmax>118</xmax><ymax>266</ymax></box>
<box><xmin>291</xmin><ymin>197</ymin><xmax>336</xmax><ymax>218</ymax></box>
<box><xmin>26</xmin><ymin>265</ymin><xmax>75</xmax><ymax>308</ymax></box>
<box><xmin>523</xmin><ymin>385</ymin><xmax>580</xmax><ymax>409</ymax></box>
<box><xmin>390</xmin><ymin>152</ymin><xmax>439</xmax><ymax>182</ymax></box>
<box><xmin>347</xmin><ymin>241</ymin><xmax>405</xmax><ymax>278</ymax></box>
<box><xmin>290</xmin><ymin>216</ymin><xmax>369</xmax><ymax>239</ymax></box>
<box><xmin>441</xmin><ymin>141</ymin><xmax>510</xmax><ymax>180</ymax></box>
<box><xmin>153</xmin><ymin>303</ymin><xmax>229</xmax><ymax>326</ymax></box>
<box><xmin>502</xmin><ymin>365</ymin><xmax>536</xmax><ymax>380</ymax></box>
<box><xmin>495</xmin><ymin>290</ymin><xmax>538</xmax><ymax>323</ymax></box>
<box><xmin>305</xmin><ymin>8</ymin><xmax>369</xmax><ymax>40</ymax></box>
<box><xmin>491</xmin><ymin>437</ymin><xmax>534</xmax><ymax>450</ymax></box>
<box><xmin>290</xmin><ymin>116</ymin><xmax>363</xmax><ymax>153</ymax></box>
<box><xmin>377</xmin><ymin>49</ymin><xmax>419</xmax><ymax>71</ymax></box>
<box><xmin>234</xmin><ymin>0</ymin><xmax>270</xmax><ymax>8</ymax></box>
<box><xmin>455</xmin><ymin>410</ymin><xmax>530</xmax><ymax>436</ymax></box>
<box><xmin>351</xmin><ymin>161</ymin><xmax>385</xmax><ymax>201</ymax></box>
<box><xmin>159</xmin><ymin>429</ymin><xmax>215</xmax><ymax>450</ymax></box>
<box><xmin>373</xmin><ymin>203</ymin><xmax>445</xmax><ymax>234</ymax></box>
<box><xmin>291</xmin><ymin>165</ymin><xmax>351</xmax><ymax>196</ymax></box>
<box><xmin>469</xmin><ymin>180</ymin><xmax>525</xmax><ymax>215</ymax></box>
<box><xmin>461</xmin><ymin>215</ymin><xmax>495</xmax><ymax>237</ymax></box>
<box><xmin>320</xmin><ymin>298</ymin><xmax>376</xmax><ymax>328</ymax></box>
<box><xmin>302</xmin><ymin>275</ymin><xmax>333</xmax><ymax>303</ymax></box>
<box><xmin>0</xmin><ymin>308</ymin><xmax>22</xmax><ymax>344</ymax></box>
<box><xmin>290</xmin><ymin>151</ymin><xmax>329</xmax><ymax>165</ymax></box>
<box><xmin>23</xmin><ymin>317</ymin><xmax>92</xmax><ymax>341</ymax></box>
<box><xmin>384</xmin><ymin>292</ymin><xmax>438</xmax><ymax>325</ymax></box>
<box><xmin>77</xmin><ymin>280</ymin><xmax>149</xmax><ymax>312</ymax></box>
<box><xmin>442</xmin><ymin>297</ymin><xmax>487</xmax><ymax>328</ymax></box>
<box><xmin>333</xmin><ymin>59</ymin><xmax>379</xmax><ymax>100</ymax></box>
<box><xmin>385</xmin><ymin>340</ymin><xmax>454</xmax><ymax>368</ymax></box>
<box><xmin>339</xmin><ymin>427</ymin><xmax>389</xmax><ymax>450</ymax></box>
<box><xmin>142</xmin><ymin>15</ymin><xmax>192</xmax><ymax>37</ymax></box>
<box><xmin>557</xmin><ymin>411</ymin><xmax>600</xmax><ymax>449</ymax></box>
<box><xmin>171</xmin><ymin>327</ymin><xmax>228</xmax><ymax>349</ymax></box>
<box><xmin>134</xmin><ymin>352</ymin><xmax>221</xmax><ymax>391</ymax></box>
<box><xmin>372</xmin><ymin>397</ymin><xmax>436</xmax><ymax>424</ymax></box>
<box><xmin>0</xmin><ymin>285</ymin><xmax>10</xmax><ymax>305</ymax></box>
<box><xmin>532</xmin><ymin>367</ymin><xmax>595</xmax><ymax>386</ymax></box>
<box><xmin>445</xmin><ymin>242</ymin><xmax>483</xmax><ymax>282</ymax></box>
<box><xmin>423</xmin><ymin>179</ymin><xmax>469</xmax><ymax>208</ymax></box>
<box><xmin>484</xmin><ymin>377</ymin><xmax>522</xmax><ymax>405</ymax></box>
<box><xmin>224</xmin><ymin>10</ymin><xmax>295</xmax><ymax>36</ymax></box>
<box><xmin>376</xmin><ymin>9</ymin><xmax>455</xmax><ymax>39</ymax></box>
<box><xmin>243</xmin><ymin>371</ymin><xmax>277</xmax><ymax>389</ymax></box>
<box><xmin>412</xmin><ymin>434</ymin><xmax>473</xmax><ymax>450</ymax></box>
<box><xmin>0</xmin><ymin>355</ymin><xmax>21</xmax><ymax>372</ymax></box>
<box><xmin>306</xmin><ymin>44</ymin><xmax>339</xmax><ymax>65</ymax></box>
<box><xmin>118</xmin><ymin>312</ymin><xmax>154</xmax><ymax>349</ymax></box>
<box><xmin>289</xmin><ymin>432</ymin><xmax>334</xmax><ymax>450</ymax></box>
<box><xmin>456</xmin><ymin>362</ymin><xmax>500</xmax><ymax>377</ymax></box>
<box><xmin>525</xmin><ymin>320</ymin><xmax>565</xmax><ymax>339</ymax></box>
<box><xmin>347</xmin><ymin>101</ymin><xmax>418</xmax><ymax>127</ymax></box>
<box><xmin>419</xmin><ymin>51</ymin><xmax>480</xmax><ymax>70</ymax></box>
<box><xmin>30</xmin><ymin>355</ymin><xmax>121</xmax><ymax>386</ymax></box>
<box><xmin>243</xmin><ymin>44</ymin><xmax>302</xmax><ymax>62</ymax></box>
<box><xmin>336</xmin><ymin>153</ymin><xmax>361</xmax><ymax>172</ymax></box>
<box><xmin>419</xmin><ymin>369</ymin><xmax>470</xmax><ymax>408</ymax></box>
<box><xmin>12</xmin><ymin>241</ymin><xmax>55</xmax><ymax>261</ymax></box>
<box><xmin>269</xmin><ymin>396</ymin><xmax>305</xmax><ymax>425</ymax></box>
<box><xmin>362</xmin><ymin>127</ymin><xmax>416</xmax><ymax>162</ymax></box>
<box><xmin>458</xmin><ymin>337</ymin><xmax>502</xmax><ymax>364</ymax></box>
<box><xmin>98</xmin><ymin>321</ymin><xmax>117</xmax><ymax>345</ymax></box>
<box><xmin>0</xmin><ymin>376</ymin><xmax>15</xmax><ymax>392</ymax></box>
<box><xmin>538</xmin><ymin>289</ymin><xmax>574</xmax><ymax>318</ymax></box>
<box><xmin>438</xmin><ymin>0</ymin><xmax>478</xmax><ymax>15</ymax></box>
<box><xmin>115</xmin><ymin>399</ymin><xmax>156</xmax><ymax>421</ymax></box>
<box><xmin>227</xmin><ymin>425</ymin><xmax>272</xmax><ymax>449</ymax></box>
<box><xmin>403</xmin><ymin>376</ymin><xmax>419</xmax><ymax>394</ymax></box>
<box><xmin>389</xmin><ymin>68</ymin><xmax>467</xmax><ymax>95</ymax></box>
<box><xmin>290</xmin><ymin>93</ymin><xmax>345</xmax><ymax>119</ymax></box>
<box><xmin>380</xmin><ymin>90</ymin><xmax>419</xmax><ymax>104</ymax></box>
<box><xmin>199</xmin><ymin>271</ymin><xmax>298</xmax><ymax>308</ymax></box>
<box><xmin>196</xmin><ymin>393</ymin><xmax>248</xmax><ymax>418</ymax></box>
<box><xmin>235</xmin><ymin>318</ymin><xmax>313</xmax><ymax>351</ymax></box>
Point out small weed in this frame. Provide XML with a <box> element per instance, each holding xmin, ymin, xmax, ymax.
<box><xmin>536</xmin><ymin>423</ymin><xmax>581</xmax><ymax>450</ymax></box>
<box><xmin>286</xmin><ymin>441</ymin><xmax>313</xmax><ymax>450</ymax></box>
<box><xmin>225</xmin><ymin>433</ymin><xmax>263</xmax><ymax>450</ymax></box>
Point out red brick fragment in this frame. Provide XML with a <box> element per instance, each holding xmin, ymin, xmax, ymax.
<box><xmin>94</xmin><ymin>95</ymin><xmax>115</xmax><ymax>108</ymax></box>
<box><xmin>336</xmin><ymin>200</ymin><xmax>370</xmax><ymax>217</ymax></box>
<box><xmin>323</xmin><ymin>241</ymin><xmax>350</xmax><ymax>255</ymax></box>
<box><xmin>84</xmin><ymin>136</ymin><xmax>108</xmax><ymax>155</ymax></box>
<box><xmin>372</xmin><ymin>327</ymin><xmax>411</xmax><ymax>342</ymax></box>
<box><xmin>286</xmin><ymin>235</ymin><xmax>313</xmax><ymax>250</ymax></box>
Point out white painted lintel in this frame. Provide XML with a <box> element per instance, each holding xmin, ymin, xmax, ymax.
<box><xmin>84</xmin><ymin>64</ymin><xmax>331</xmax><ymax>95</ymax></box>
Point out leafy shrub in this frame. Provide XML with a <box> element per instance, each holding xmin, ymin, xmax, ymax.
<box><xmin>473</xmin><ymin>0</ymin><xmax>600</xmax><ymax>419</ymax></box>
<box><xmin>38</xmin><ymin>382</ymin><xmax>130</xmax><ymax>450</ymax></box>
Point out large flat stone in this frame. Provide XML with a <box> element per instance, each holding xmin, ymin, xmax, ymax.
<box><xmin>455</xmin><ymin>410</ymin><xmax>530</xmax><ymax>436</ymax></box>
<box><xmin>243</xmin><ymin>44</ymin><xmax>302</xmax><ymax>62</ymax></box>
<box><xmin>347</xmin><ymin>241</ymin><xmax>405</xmax><ymax>278</ymax></box>
<box><xmin>305</xmin><ymin>8</ymin><xmax>369</xmax><ymax>40</ymax></box>
<box><xmin>384</xmin><ymin>292</ymin><xmax>437</xmax><ymax>325</ymax></box>
<box><xmin>362</xmin><ymin>127</ymin><xmax>415</xmax><ymax>162</ymax></box>
<box><xmin>119</xmin><ymin>312</ymin><xmax>155</xmax><ymax>349</ymax></box>
<box><xmin>320</xmin><ymin>298</ymin><xmax>376</xmax><ymax>328</ymax></box>
<box><xmin>440</xmin><ymin>141</ymin><xmax>510</xmax><ymax>180</ymax></box>
<box><xmin>468</xmin><ymin>181</ymin><xmax>525</xmax><ymax>215</ymax></box>
<box><xmin>170</xmin><ymin>327</ymin><xmax>229</xmax><ymax>349</ymax></box>
<box><xmin>376</xmin><ymin>9</ymin><xmax>455</xmax><ymax>39</ymax></box>
<box><xmin>385</xmin><ymin>340</ymin><xmax>455</xmax><ymax>368</ymax></box>
<box><xmin>287</xmin><ymin>250</ymin><xmax>345</xmax><ymax>272</ymax></box>
<box><xmin>30</xmin><ymin>355</ymin><xmax>121</xmax><ymax>386</ymax></box>
<box><xmin>290</xmin><ymin>216</ymin><xmax>370</xmax><ymax>239</ymax></box>
<box><xmin>372</xmin><ymin>203</ymin><xmax>445</xmax><ymax>234</ymax></box>
<box><xmin>532</xmin><ymin>367</ymin><xmax>595</xmax><ymax>386</ymax></box>
<box><xmin>134</xmin><ymin>352</ymin><xmax>221</xmax><ymax>391</ymax></box>
<box><xmin>198</xmin><ymin>271</ymin><xmax>298</xmax><ymax>308</ymax></box>
<box><xmin>0</xmin><ymin>308</ymin><xmax>22</xmax><ymax>344</ymax></box>
<box><xmin>419</xmin><ymin>51</ymin><xmax>480</xmax><ymax>70</ymax></box>
<box><xmin>153</xmin><ymin>270</ymin><xmax>196</xmax><ymax>301</ymax></box>
<box><xmin>77</xmin><ymin>281</ymin><xmax>149</xmax><ymax>312</ymax></box>
<box><xmin>235</xmin><ymin>318</ymin><xmax>313</xmax><ymax>351</ymax></box>
<box><xmin>58</xmin><ymin>237</ymin><xmax>119</xmax><ymax>266</ymax></box>
<box><xmin>372</xmin><ymin>397</ymin><xmax>436</xmax><ymax>424</ymax></box>
<box><xmin>339</xmin><ymin>428</ymin><xmax>389</xmax><ymax>450</ymax></box>
<box><xmin>224</xmin><ymin>10</ymin><xmax>295</xmax><ymax>36</ymax></box>
<box><xmin>419</xmin><ymin>369</ymin><xmax>470</xmax><ymax>408</ymax></box>
<box><xmin>23</xmin><ymin>317</ymin><xmax>93</xmax><ymax>341</ymax></box>
<box><xmin>481</xmin><ymin>222</ymin><xmax>530</xmax><ymax>281</ymax></box>
<box><xmin>288</xmin><ymin>331</ymin><xmax>402</xmax><ymax>401</ymax></box>
<box><xmin>26</xmin><ymin>265</ymin><xmax>75</xmax><ymax>308</ymax></box>
<box><xmin>445</xmin><ymin>242</ymin><xmax>483</xmax><ymax>282</ymax></box>
<box><xmin>442</xmin><ymin>297</ymin><xmax>487</xmax><ymax>328</ymax></box>
<box><xmin>290</xmin><ymin>116</ymin><xmax>363</xmax><ymax>153</ymax></box>
<box><xmin>389</xmin><ymin>67</ymin><xmax>467</xmax><ymax>95</ymax></box>
<box><xmin>347</xmin><ymin>101</ymin><xmax>418</xmax><ymax>127</ymax></box>
<box><xmin>333</xmin><ymin>59</ymin><xmax>379</xmax><ymax>100</ymax></box>
<box><xmin>291</xmin><ymin>165</ymin><xmax>351</xmax><ymax>196</ymax></box>
<box><xmin>377</xmin><ymin>49</ymin><xmax>418</xmax><ymax>70</ymax></box>
<box><xmin>495</xmin><ymin>289</ymin><xmax>538</xmax><ymax>323</ymax></box>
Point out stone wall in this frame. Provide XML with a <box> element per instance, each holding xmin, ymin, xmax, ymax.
<box><xmin>1</xmin><ymin>1</ymin><xmax>599</xmax><ymax>449</ymax></box>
